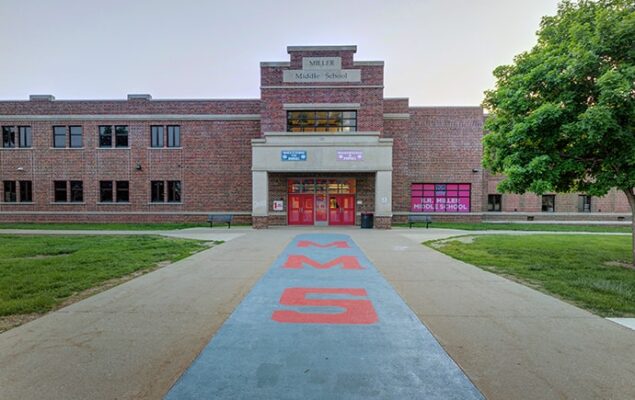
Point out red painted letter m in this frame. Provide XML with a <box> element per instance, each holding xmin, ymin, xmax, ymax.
<box><xmin>283</xmin><ymin>255</ymin><xmax>363</xmax><ymax>270</ymax></box>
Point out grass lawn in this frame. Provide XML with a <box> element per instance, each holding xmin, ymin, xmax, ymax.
<box><xmin>0</xmin><ymin>222</ymin><xmax>213</xmax><ymax>230</ymax></box>
<box><xmin>0</xmin><ymin>235</ymin><xmax>209</xmax><ymax>328</ymax></box>
<box><xmin>401</xmin><ymin>221</ymin><xmax>631</xmax><ymax>233</ymax></box>
<box><xmin>426</xmin><ymin>234</ymin><xmax>634</xmax><ymax>317</ymax></box>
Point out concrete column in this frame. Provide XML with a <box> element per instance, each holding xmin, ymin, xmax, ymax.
<box><xmin>375</xmin><ymin>170</ymin><xmax>392</xmax><ymax>217</ymax></box>
<box><xmin>252</xmin><ymin>171</ymin><xmax>269</xmax><ymax>216</ymax></box>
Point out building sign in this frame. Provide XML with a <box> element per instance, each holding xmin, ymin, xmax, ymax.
<box><xmin>337</xmin><ymin>150</ymin><xmax>364</xmax><ymax>161</ymax></box>
<box><xmin>283</xmin><ymin>56</ymin><xmax>361</xmax><ymax>83</ymax></box>
<box><xmin>273</xmin><ymin>200</ymin><xmax>284</xmax><ymax>211</ymax></box>
<box><xmin>281</xmin><ymin>150</ymin><xmax>307</xmax><ymax>161</ymax></box>
<box><xmin>302</xmin><ymin>57</ymin><xmax>342</xmax><ymax>70</ymax></box>
<box><xmin>411</xmin><ymin>183</ymin><xmax>471</xmax><ymax>212</ymax></box>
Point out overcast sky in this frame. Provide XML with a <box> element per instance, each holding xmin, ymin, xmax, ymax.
<box><xmin>0</xmin><ymin>0</ymin><xmax>559</xmax><ymax>106</ymax></box>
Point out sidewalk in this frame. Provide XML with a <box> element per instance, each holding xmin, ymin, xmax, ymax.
<box><xmin>0</xmin><ymin>227</ymin><xmax>633</xmax><ymax>399</ymax></box>
<box><xmin>351</xmin><ymin>229</ymin><xmax>635</xmax><ymax>400</ymax></box>
<box><xmin>0</xmin><ymin>229</ymin><xmax>295</xmax><ymax>400</ymax></box>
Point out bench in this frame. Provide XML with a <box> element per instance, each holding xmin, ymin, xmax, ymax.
<box><xmin>208</xmin><ymin>214</ymin><xmax>233</xmax><ymax>229</ymax></box>
<box><xmin>408</xmin><ymin>215</ymin><xmax>432</xmax><ymax>228</ymax></box>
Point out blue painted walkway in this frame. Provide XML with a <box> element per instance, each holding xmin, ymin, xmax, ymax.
<box><xmin>165</xmin><ymin>234</ymin><xmax>484</xmax><ymax>399</ymax></box>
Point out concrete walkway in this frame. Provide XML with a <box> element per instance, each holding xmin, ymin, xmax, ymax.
<box><xmin>0</xmin><ymin>227</ymin><xmax>633</xmax><ymax>399</ymax></box>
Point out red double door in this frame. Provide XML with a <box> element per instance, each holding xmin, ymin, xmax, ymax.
<box><xmin>288</xmin><ymin>194</ymin><xmax>355</xmax><ymax>225</ymax></box>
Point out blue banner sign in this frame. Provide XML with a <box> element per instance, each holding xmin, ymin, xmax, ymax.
<box><xmin>281</xmin><ymin>150</ymin><xmax>307</xmax><ymax>161</ymax></box>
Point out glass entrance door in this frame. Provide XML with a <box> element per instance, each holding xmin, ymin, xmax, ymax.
<box><xmin>328</xmin><ymin>194</ymin><xmax>355</xmax><ymax>225</ymax></box>
<box><xmin>288</xmin><ymin>194</ymin><xmax>314</xmax><ymax>225</ymax></box>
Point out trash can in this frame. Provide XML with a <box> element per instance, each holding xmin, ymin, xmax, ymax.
<box><xmin>361</xmin><ymin>212</ymin><xmax>374</xmax><ymax>229</ymax></box>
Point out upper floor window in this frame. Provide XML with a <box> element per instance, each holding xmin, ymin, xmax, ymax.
<box><xmin>167</xmin><ymin>126</ymin><xmax>180</xmax><ymax>147</ymax></box>
<box><xmin>53</xmin><ymin>126</ymin><xmax>83</xmax><ymax>148</ymax></box>
<box><xmin>287</xmin><ymin>110</ymin><xmax>357</xmax><ymax>132</ymax></box>
<box><xmin>3</xmin><ymin>126</ymin><xmax>32</xmax><ymax>148</ymax></box>
<box><xmin>150</xmin><ymin>125</ymin><xmax>180</xmax><ymax>147</ymax></box>
<box><xmin>99</xmin><ymin>125</ymin><xmax>128</xmax><ymax>148</ymax></box>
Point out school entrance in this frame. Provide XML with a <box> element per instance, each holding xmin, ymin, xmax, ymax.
<box><xmin>287</xmin><ymin>178</ymin><xmax>356</xmax><ymax>226</ymax></box>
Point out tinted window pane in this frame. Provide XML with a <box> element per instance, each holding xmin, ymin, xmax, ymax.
<box><xmin>69</xmin><ymin>126</ymin><xmax>82</xmax><ymax>148</ymax></box>
<box><xmin>100</xmin><ymin>181</ymin><xmax>113</xmax><ymax>202</ymax></box>
<box><xmin>70</xmin><ymin>180</ymin><xmax>83</xmax><ymax>202</ymax></box>
<box><xmin>116</xmin><ymin>181</ymin><xmax>129</xmax><ymax>202</ymax></box>
<box><xmin>53</xmin><ymin>126</ymin><xmax>66</xmax><ymax>148</ymax></box>
<box><xmin>115</xmin><ymin>126</ymin><xmax>128</xmax><ymax>147</ymax></box>
<box><xmin>18</xmin><ymin>127</ymin><xmax>32</xmax><ymax>147</ymax></box>
<box><xmin>287</xmin><ymin>110</ymin><xmax>356</xmax><ymax>132</ymax></box>
<box><xmin>99</xmin><ymin>126</ymin><xmax>112</xmax><ymax>147</ymax></box>
<box><xmin>3</xmin><ymin>181</ymin><xmax>16</xmax><ymax>202</ymax></box>
<box><xmin>167</xmin><ymin>126</ymin><xmax>180</xmax><ymax>147</ymax></box>
<box><xmin>54</xmin><ymin>181</ymin><xmax>67</xmax><ymax>202</ymax></box>
<box><xmin>167</xmin><ymin>180</ymin><xmax>181</xmax><ymax>202</ymax></box>
<box><xmin>2</xmin><ymin>126</ymin><xmax>16</xmax><ymax>148</ymax></box>
<box><xmin>19</xmin><ymin>181</ymin><xmax>32</xmax><ymax>202</ymax></box>
<box><xmin>151</xmin><ymin>126</ymin><xmax>164</xmax><ymax>147</ymax></box>
<box><xmin>151</xmin><ymin>181</ymin><xmax>164</xmax><ymax>202</ymax></box>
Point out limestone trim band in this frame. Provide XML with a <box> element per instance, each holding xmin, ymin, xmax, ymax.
<box><xmin>261</xmin><ymin>85</ymin><xmax>384</xmax><ymax>90</ymax></box>
<box><xmin>283</xmin><ymin>103</ymin><xmax>361</xmax><ymax>110</ymax></box>
<box><xmin>0</xmin><ymin>211</ymin><xmax>252</xmax><ymax>215</ymax></box>
<box><xmin>0</xmin><ymin>114</ymin><xmax>261</xmax><ymax>121</ymax></box>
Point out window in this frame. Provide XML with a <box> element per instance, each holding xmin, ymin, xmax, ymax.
<box><xmin>151</xmin><ymin>181</ymin><xmax>165</xmax><ymax>202</ymax></box>
<box><xmin>99</xmin><ymin>126</ymin><xmax>113</xmax><ymax>147</ymax></box>
<box><xmin>53</xmin><ymin>126</ymin><xmax>82</xmax><ymax>148</ymax></box>
<box><xmin>487</xmin><ymin>194</ymin><xmax>502</xmax><ymax>211</ymax></box>
<box><xmin>116</xmin><ymin>181</ymin><xmax>129</xmax><ymax>202</ymax></box>
<box><xmin>70</xmin><ymin>181</ymin><xmax>83</xmax><ymax>202</ymax></box>
<box><xmin>18</xmin><ymin>127</ymin><xmax>32</xmax><ymax>148</ymax></box>
<box><xmin>151</xmin><ymin>126</ymin><xmax>164</xmax><ymax>147</ymax></box>
<box><xmin>3</xmin><ymin>181</ymin><xmax>16</xmax><ymax>202</ymax></box>
<box><xmin>167</xmin><ymin>126</ymin><xmax>180</xmax><ymax>147</ymax></box>
<box><xmin>69</xmin><ymin>126</ymin><xmax>83</xmax><ymax>148</ymax></box>
<box><xmin>100</xmin><ymin>181</ymin><xmax>113</xmax><ymax>202</ymax></box>
<box><xmin>2</xmin><ymin>126</ymin><xmax>16</xmax><ymax>148</ymax></box>
<box><xmin>54</xmin><ymin>181</ymin><xmax>67</xmax><ymax>202</ymax></box>
<box><xmin>99</xmin><ymin>125</ymin><xmax>128</xmax><ymax>148</ymax></box>
<box><xmin>411</xmin><ymin>183</ymin><xmax>471</xmax><ymax>212</ymax></box>
<box><xmin>167</xmin><ymin>180</ymin><xmax>181</xmax><ymax>202</ymax></box>
<box><xmin>542</xmin><ymin>195</ymin><xmax>555</xmax><ymax>212</ymax></box>
<box><xmin>115</xmin><ymin>126</ymin><xmax>128</xmax><ymax>147</ymax></box>
<box><xmin>287</xmin><ymin>110</ymin><xmax>357</xmax><ymax>132</ymax></box>
<box><xmin>578</xmin><ymin>195</ymin><xmax>591</xmax><ymax>212</ymax></box>
<box><xmin>19</xmin><ymin>181</ymin><xmax>32</xmax><ymax>202</ymax></box>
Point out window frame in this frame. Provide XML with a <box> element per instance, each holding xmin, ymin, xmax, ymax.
<box><xmin>151</xmin><ymin>181</ymin><xmax>165</xmax><ymax>202</ymax></box>
<box><xmin>3</xmin><ymin>181</ymin><xmax>16</xmax><ymax>202</ymax></box>
<box><xmin>19</xmin><ymin>180</ymin><xmax>32</xmax><ymax>202</ymax></box>
<box><xmin>116</xmin><ymin>180</ymin><xmax>129</xmax><ymax>203</ymax></box>
<box><xmin>578</xmin><ymin>195</ymin><xmax>592</xmax><ymax>213</ymax></box>
<box><xmin>487</xmin><ymin>194</ymin><xmax>502</xmax><ymax>212</ymax></box>
<box><xmin>54</xmin><ymin>181</ymin><xmax>67</xmax><ymax>202</ymax></box>
<box><xmin>115</xmin><ymin>125</ymin><xmax>129</xmax><ymax>148</ymax></box>
<box><xmin>541</xmin><ymin>195</ymin><xmax>556</xmax><ymax>212</ymax></box>
<box><xmin>69</xmin><ymin>126</ymin><xmax>83</xmax><ymax>148</ymax></box>
<box><xmin>2</xmin><ymin>126</ymin><xmax>16</xmax><ymax>148</ymax></box>
<box><xmin>151</xmin><ymin>125</ymin><xmax>164</xmax><ymax>148</ymax></box>
<box><xmin>70</xmin><ymin>180</ymin><xmax>83</xmax><ymax>202</ymax></box>
<box><xmin>167</xmin><ymin>125</ymin><xmax>180</xmax><ymax>147</ymax></box>
<box><xmin>18</xmin><ymin>126</ymin><xmax>32</xmax><ymax>148</ymax></box>
<box><xmin>287</xmin><ymin>110</ymin><xmax>357</xmax><ymax>132</ymax></box>
<box><xmin>100</xmin><ymin>181</ymin><xmax>114</xmax><ymax>202</ymax></box>
<box><xmin>167</xmin><ymin>180</ymin><xmax>181</xmax><ymax>203</ymax></box>
<box><xmin>99</xmin><ymin>126</ymin><xmax>113</xmax><ymax>148</ymax></box>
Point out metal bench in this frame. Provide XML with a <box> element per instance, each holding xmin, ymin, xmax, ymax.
<box><xmin>208</xmin><ymin>214</ymin><xmax>233</xmax><ymax>229</ymax></box>
<box><xmin>408</xmin><ymin>215</ymin><xmax>432</xmax><ymax>228</ymax></box>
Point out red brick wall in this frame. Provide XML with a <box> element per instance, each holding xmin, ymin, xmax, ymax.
<box><xmin>395</xmin><ymin>107</ymin><xmax>485</xmax><ymax>214</ymax></box>
<box><xmin>0</xmin><ymin>100</ymin><xmax>259</xmax><ymax>222</ymax></box>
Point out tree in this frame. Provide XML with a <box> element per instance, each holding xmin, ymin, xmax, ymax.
<box><xmin>483</xmin><ymin>0</ymin><xmax>635</xmax><ymax>265</ymax></box>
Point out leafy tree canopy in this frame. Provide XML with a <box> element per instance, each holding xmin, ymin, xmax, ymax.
<box><xmin>483</xmin><ymin>0</ymin><xmax>635</xmax><ymax>200</ymax></box>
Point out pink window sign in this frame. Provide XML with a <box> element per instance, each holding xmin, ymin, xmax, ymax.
<box><xmin>411</xmin><ymin>183</ymin><xmax>471</xmax><ymax>213</ymax></box>
<box><xmin>337</xmin><ymin>150</ymin><xmax>363</xmax><ymax>161</ymax></box>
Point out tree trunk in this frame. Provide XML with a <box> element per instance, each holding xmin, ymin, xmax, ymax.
<box><xmin>623</xmin><ymin>188</ymin><xmax>635</xmax><ymax>267</ymax></box>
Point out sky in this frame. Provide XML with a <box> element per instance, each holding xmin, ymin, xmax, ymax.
<box><xmin>0</xmin><ymin>0</ymin><xmax>560</xmax><ymax>106</ymax></box>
